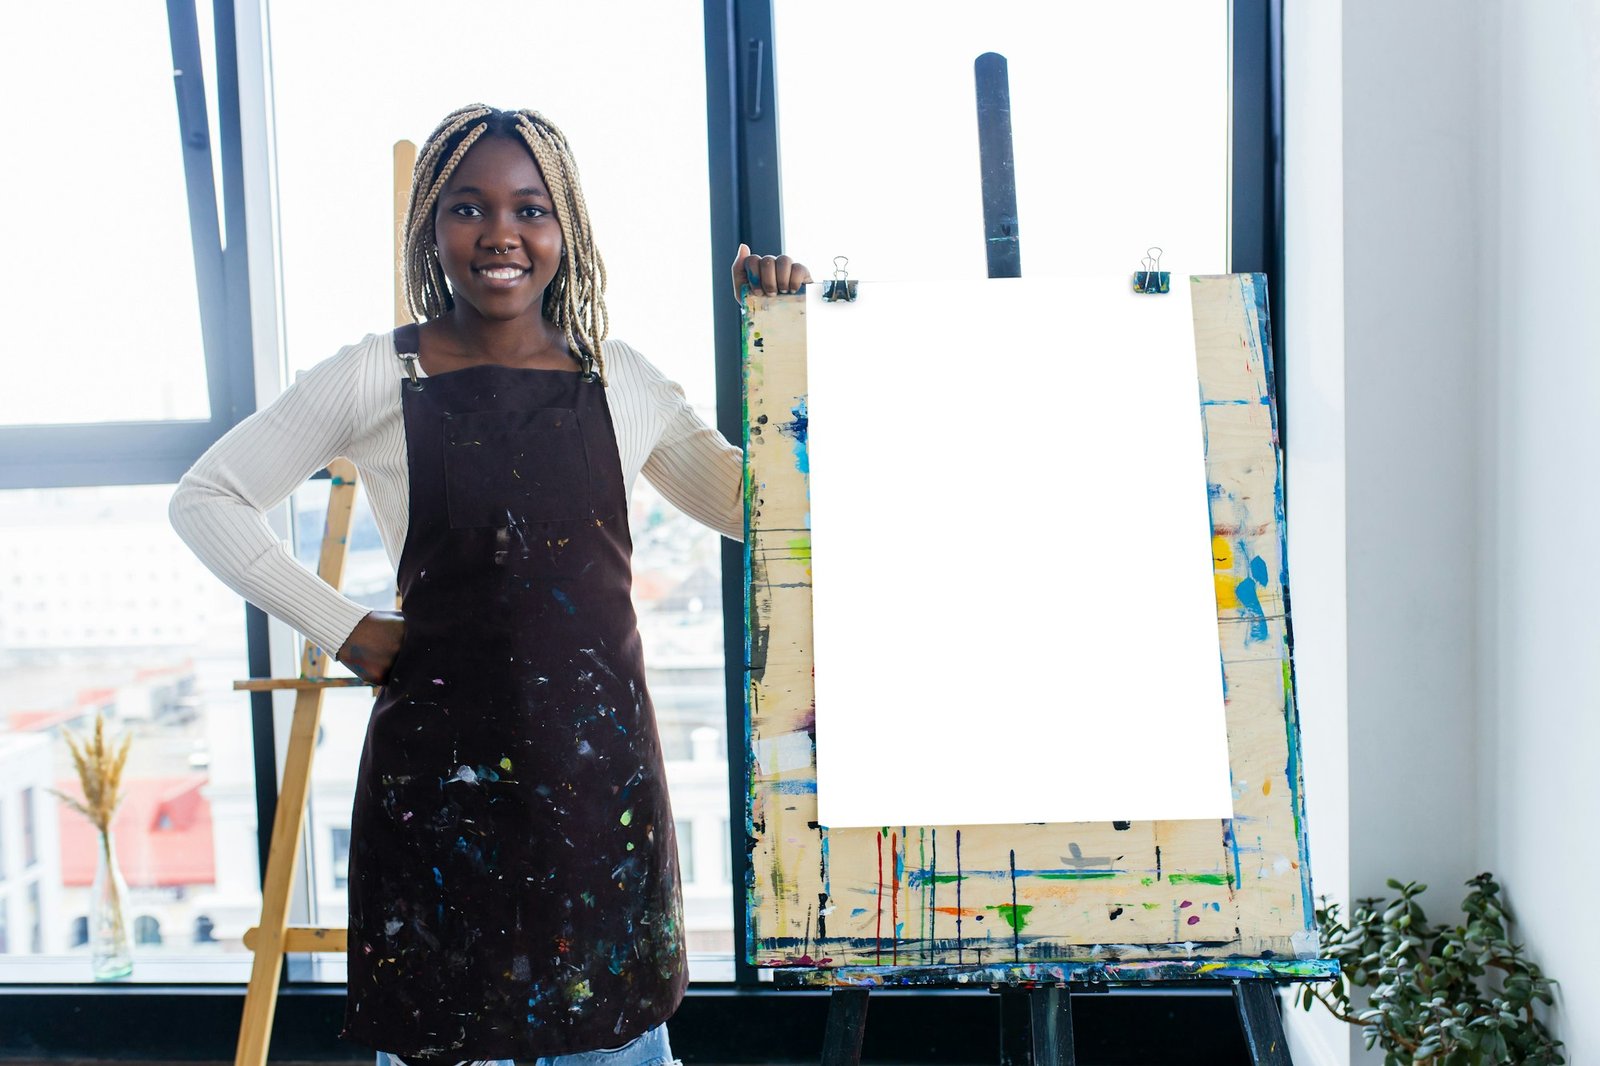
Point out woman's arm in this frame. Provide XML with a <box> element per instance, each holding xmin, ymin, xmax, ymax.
<box><xmin>639</xmin><ymin>363</ymin><xmax>745</xmax><ymax>542</ymax></box>
<box><xmin>168</xmin><ymin>341</ymin><xmax>377</xmax><ymax>660</ymax></box>
<box><xmin>629</xmin><ymin>247</ymin><xmax>813</xmax><ymax>541</ymax></box>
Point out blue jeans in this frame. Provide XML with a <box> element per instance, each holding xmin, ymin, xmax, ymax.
<box><xmin>375</xmin><ymin>1021</ymin><xmax>677</xmax><ymax>1066</ymax></box>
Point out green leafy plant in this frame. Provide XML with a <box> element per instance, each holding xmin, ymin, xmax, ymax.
<box><xmin>1301</xmin><ymin>873</ymin><xmax>1563</xmax><ymax>1065</ymax></box>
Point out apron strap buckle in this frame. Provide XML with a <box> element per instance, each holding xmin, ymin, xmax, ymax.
<box><xmin>399</xmin><ymin>352</ymin><xmax>424</xmax><ymax>391</ymax></box>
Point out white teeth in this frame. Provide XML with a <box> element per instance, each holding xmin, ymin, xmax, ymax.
<box><xmin>480</xmin><ymin>267</ymin><xmax>524</xmax><ymax>280</ymax></box>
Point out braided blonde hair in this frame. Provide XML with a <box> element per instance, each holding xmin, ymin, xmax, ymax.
<box><xmin>400</xmin><ymin>104</ymin><xmax>611</xmax><ymax>384</ymax></box>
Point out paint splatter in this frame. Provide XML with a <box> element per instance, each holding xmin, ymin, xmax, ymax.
<box><xmin>989</xmin><ymin>903</ymin><xmax>1034</xmax><ymax>933</ymax></box>
<box><xmin>1234</xmin><ymin>553</ymin><xmax>1271</xmax><ymax>641</ymax></box>
<box><xmin>778</xmin><ymin>399</ymin><xmax>809</xmax><ymax>473</ymax></box>
<box><xmin>1212</xmin><ymin>535</ymin><xmax>1240</xmax><ymax>609</ymax></box>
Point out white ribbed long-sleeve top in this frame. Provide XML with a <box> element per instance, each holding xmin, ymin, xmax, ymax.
<box><xmin>169</xmin><ymin>330</ymin><xmax>744</xmax><ymax>657</ymax></box>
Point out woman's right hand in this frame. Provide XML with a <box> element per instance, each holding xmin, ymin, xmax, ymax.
<box><xmin>337</xmin><ymin>610</ymin><xmax>405</xmax><ymax>685</ymax></box>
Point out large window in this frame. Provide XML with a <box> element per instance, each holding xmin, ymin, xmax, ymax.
<box><xmin>0</xmin><ymin>0</ymin><xmax>264</xmax><ymax>984</ymax></box>
<box><xmin>1</xmin><ymin>4</ymin><xmax>1276</xmax><ymax>1053</ymax></box>
<box><xmin>771</xmin><ymin>1</ymin><xmax>1230</xmax><ymax>278</ymax></box>
<box><xmin>0</xmin><ymin>486</ymin><xmax>257</xmax><ymax>979</ymax></box>
<box><xmin>264</xmin><ymin>0</ymin><xmax>734</xmax><ymax>972</ymax></box>
<box><xmin>0</xmin><ymin>0</ymin><xmax>252</xmax><ymax>490</ymax></box>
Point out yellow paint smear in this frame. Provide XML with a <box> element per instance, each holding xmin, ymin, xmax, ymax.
<box><xmin>1212</xmin><ymin>534</ymin><xmax>1240</xmax><ymax>609</ymax></box>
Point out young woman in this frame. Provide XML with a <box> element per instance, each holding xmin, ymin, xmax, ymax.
<box><xmin>170</xmin><ymin>104</ymin><xmax>811</xmax><ymax>1066</ymax></box>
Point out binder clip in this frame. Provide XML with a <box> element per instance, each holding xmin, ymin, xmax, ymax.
<box><xmin>822</xmin><ymin>255</ymin><xmax>858</xmax><ymax>303</ymax></box>
<box><xmin>1132</xmin><ymin>246</ymin><xmax>1170</xmax><ymax>294</ymax></box>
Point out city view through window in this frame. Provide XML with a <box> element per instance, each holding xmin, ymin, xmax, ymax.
<box><xmin>0</xmin><ymin>0</ymin><xmax>1227</xmax><ymax>983</ymax></box>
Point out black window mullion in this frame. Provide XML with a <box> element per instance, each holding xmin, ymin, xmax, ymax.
<box><xmin>209</xmin><ymin>0</ymin><xmax>259</xmax><ymax>429</ymax></box>
<box><xmin>0</xmin><ymin>422</ymin><xmax>220</xmax><ymax>490</ymax></box>
<box><xmin>165</xmin><ymin>0</ymin><xmax>232</xmax><ymax>434</ymax></box>
<box><xmin>708</xmin><ymin>0</ymin><xmax>783</xmax><ymax>990</ymax></box>
<box><xmin>1231</xmin><ymin>0</ymin><xmax>1286</xmax><ymax>444</ymax></box>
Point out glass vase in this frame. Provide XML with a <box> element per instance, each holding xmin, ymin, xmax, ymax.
<box><xmin>90</xmin><ymin>828</ymin><xmax>133</xmax><ymax>980</ymax></box>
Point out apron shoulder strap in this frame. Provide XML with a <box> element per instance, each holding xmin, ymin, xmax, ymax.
<box><xmin>393</xmin><ymin>322</ymin><xmax>421</xmax><ymax>356</ymax></box>
<box><xmin>393</xmin><ymin>323</ymin><xmax>423</xmax><ymax>390</ymax></box>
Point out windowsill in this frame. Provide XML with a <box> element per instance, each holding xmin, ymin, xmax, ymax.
<box><xmin>0</xmin><ymin>952</ymin><xmax>736</xmax><ymax>987</ymax></box>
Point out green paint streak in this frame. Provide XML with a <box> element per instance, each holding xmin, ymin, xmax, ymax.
<box><xmin>620</xmin><ymin>808</ymin><xmax>633</xmax><ymax>827</ymax></box>
<box><xmin>987</xmin><ymin>903</ymin><xmax>1033</xmax><ymax>933</ymax></box>
<box><xmin>1168</xmin><ymin>873</ymin><xmax>1233</xmax><ymax>886</ymax></box>
<box><xmin>788</xmin><ymin>535</ymin><xmax>811</xmax><ymax>560</ymax></box>
<box><xmin>1141</xmin><ymin>902</ymin><xmax>1160</xmax><ymax>911</ymax></box>
<box><xmin>1033</xmin><ymin>872</ymin><xmax>1117</xmax><ymax>881</ymax></box>
<box><xmin>929</xmin><ymin>874</ymin><xmax>966</xmax><ymax>884</ymax></box>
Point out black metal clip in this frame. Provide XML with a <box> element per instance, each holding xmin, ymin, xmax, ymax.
<box><xmin>822</xmin><ymin>255</ymin><xmax>858</xmax><ymax>303</ymax></box>
<box><xmin>1132</xmin><ymin>246</ymin><xmax>1171</xmax><ymax>294</ymax></box>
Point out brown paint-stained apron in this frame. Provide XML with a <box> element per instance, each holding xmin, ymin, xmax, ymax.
<box><xmin>337</xmin><ymin>325</ymin><xmax>688</xmax><ymax>1062</ymax></box>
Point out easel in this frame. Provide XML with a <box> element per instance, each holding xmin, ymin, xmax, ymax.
<box><xmin>229</xmin><ymin>139</ymin><xmax>417</xmax><ymax>1066</ymax></box>
<box><xmin>742</xmin><ymin>53</ymin><xmax>1311</xmax><ymax>1066</ymax></box>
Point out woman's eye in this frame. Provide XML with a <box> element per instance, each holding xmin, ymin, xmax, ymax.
<box><xmin>450</xmin><ymin>204</ymin><xmax>482</xmax><ymax>217</ymax></box>
<box><xmin>520</xmin><ymin>206</ymin><xmax>547</xmax><ymax>218</ymax></box>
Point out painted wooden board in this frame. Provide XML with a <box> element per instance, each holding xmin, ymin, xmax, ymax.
<box><xmin>739</xmin><ymin>274</ymin><xmax>1334</xmax><ymax>986</ymax></box>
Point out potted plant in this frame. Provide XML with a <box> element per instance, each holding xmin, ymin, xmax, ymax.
<box><xmin>1303</xmin><ymin>873</ymin><xmax>1563</xmax><ymax>1065</ymax></box>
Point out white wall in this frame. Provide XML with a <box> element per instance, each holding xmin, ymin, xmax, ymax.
<box><xmin>1342</xmin><ymin>0</ymin><xmax>1485</xmax><ymax>905</ymax></box>
<box><xmin>1480</xmin><ymin>2</ymin><xmax>1600</xmax><ymax>1059</ymax></box>
<box><xmin>1284</xmin><ymin>1</ymin><xmax>1596</xmax><ymax>1062</ymax></box>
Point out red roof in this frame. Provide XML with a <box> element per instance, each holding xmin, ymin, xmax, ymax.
<box><xmin>8</xmin><ymin>708</ymin><xmax>82</xmax><ymax>733</ymax></box>
<box><xmin>55</xmin><ymin>775</ymin><xmax>216</xmax><ymax>888</ymax></box>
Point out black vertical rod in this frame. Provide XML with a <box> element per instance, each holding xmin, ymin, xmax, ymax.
<box><xmin>975</xmin><ymin>52</ymin><xmax>1022</xmax><ymax>279</ymax></box>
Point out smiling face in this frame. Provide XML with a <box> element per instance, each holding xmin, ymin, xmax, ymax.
<box><xmin>432</xmin><ymin>134</ymin><xmax>565</xmax><ymax>325</ymax></box>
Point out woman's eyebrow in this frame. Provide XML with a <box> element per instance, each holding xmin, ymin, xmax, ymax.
<box><xmin>445</xmin><ymin>185</ymin><xmax>551</xmax><ymax>200</ymax></box>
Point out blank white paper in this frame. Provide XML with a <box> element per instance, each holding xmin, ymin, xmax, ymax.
<box><xmin>805</xmin><ymin>276</ymin><xmax>1236</xmax><ymax>828</ymax></box>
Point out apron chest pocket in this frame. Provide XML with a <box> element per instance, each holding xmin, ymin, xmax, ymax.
<box><xmin>442</xmin><ymin>407</ymin><xmax>593</xmax><ymax>527</ymax></box>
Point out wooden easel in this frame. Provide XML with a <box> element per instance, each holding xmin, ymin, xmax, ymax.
<box><xmin>740</xmin><ymin>54</ymin><xmax>1317</xmax><ymax>1066</ymax></box>
<box><xmin>232</xmin><ymin>457</ymin><xmax>365</xmax><ymax>1066</ymax></box>
<box><xmin>230</xmin><ymin>139</ymin><xmax>417</xmax><ymax>1066</ymax></box>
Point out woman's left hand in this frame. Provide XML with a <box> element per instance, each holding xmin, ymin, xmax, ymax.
<box><xmin>732</xmin><ymin>243</ymin><xmax>814</xmax><ymax>306</ymax></box>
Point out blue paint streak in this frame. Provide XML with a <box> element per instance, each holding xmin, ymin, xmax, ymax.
<box><xmin>1234</xmin><ymin>554</ymin><xmax>1270</xmax><ymax>643</ymax></box>
<box><xmin>551</xmin><ymin>587</ymin><xmax>577</xmax><ymax>614</ymax></box>
<box><xmin>781</xmin><ymin>398</ymin><xmax>809</xmax><ymax>474</ymax></box>
<box><xmin>904</xmin><ymin>866</ymin><xmax>1124</xmax><ymax>889</ymax></box>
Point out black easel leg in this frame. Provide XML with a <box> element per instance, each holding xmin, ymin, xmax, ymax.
<box><xmin>821</xmin><ymin>987</ymin><xmax>870</xmax><ymax>1066</ymax></box>
<box><xmin>998</xmin><ymin>989</ymin><xmax>1029</xmax><ymax>1066</ymax></box>
<box><xmin>1028</xmin><ymin>985</ymin><xmax>1075</xmax><ymax>1066</ymax></box>
<box><xmin>1233</xmin><ymin>981</ymin><xmax>1293</xmax><ymax>1065</ymax></box>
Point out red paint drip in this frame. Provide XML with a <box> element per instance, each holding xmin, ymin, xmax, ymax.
<box><xmin>890</xmin><ymin>832</ymin><xmax>900</xmax><ymax>965</ymax></box>
<box><xmin>875</xmin><ymin>833</ymin><xmax>884</xmax><ymax>964</ymax></box>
